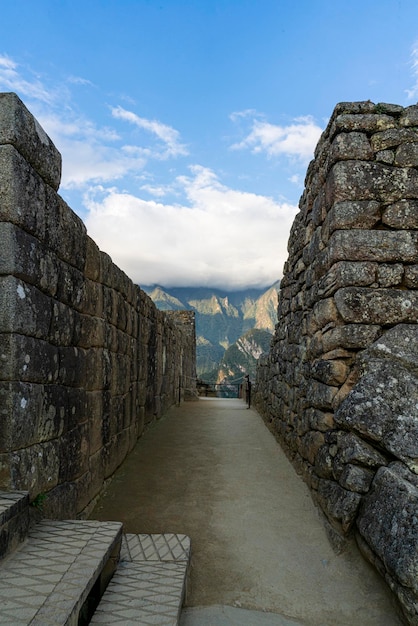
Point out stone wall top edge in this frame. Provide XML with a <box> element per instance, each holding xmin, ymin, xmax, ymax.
<box><xmin>0</xmin><ymin>92</ymin><xmax>61</xmax><ymax>191</ymax></box>
<box><xmin>313</xmin><ymin>100</ymin><xmax>417</xmax><ymax>161</ymax></box>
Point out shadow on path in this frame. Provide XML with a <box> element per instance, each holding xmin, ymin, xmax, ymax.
<box><xmin>91</xmin><ymin>398</ymin><xmax>403</xmax><ymax>626</ymax></box>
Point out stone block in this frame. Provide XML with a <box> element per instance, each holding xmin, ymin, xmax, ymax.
<box><xmin>58</xmin><ymin>424</ymin><xmax>89</xmax><ymax>482</ymax></box>
<box><xmin>0</xmin><ymin>382</ymin><xmax>43</xmax><ymax>451</ymax></box>
<box><xmin>400</xmin><ymin>104</ymin><xmax>418</xmax><ymax>126</ymax></box>
<box><xmin>383</xmin><ymin>198</ymin><xmax>418</xmax><ymax>229</ymax></box>
<box><xmin>329</xmin><ymin>132</ymin><xmax>374</xmax><ymax>164</ymax></box>
<box><xmin>306</xmin><ymin>380</ymin><xmax>338</xmax><ymax>410</ymax></box>
<box><xmin>334</xmin><ymin>286</ymin><xmax>418</xmax><ymax>325</ymax></box>
<box><xmin>357</xmin><ymin>462</ymin><xmax>418</xmax><ymax>593</ymax></box>
<box><xmin>376</xmin><ymin>263</ymin><xmax>403</xmax><ymax>287</ymax></box>
<box><xmin>395</xmin><ymin>141</ymin><xmax>418</xmax><ymax>167</ymax></box>
<box><xmin>314</xmin><ymin>445</ymin><xmax>334</xmax><ymax>479</ymax></box>
<box><xmin>329</xmin><ymin>431</ymin><xmax>388</xmax><ymax>470</ymax></box>
<box><xmin>364</xmin><ymin>324</ymin><xmax>418</xmax><ymax>371</ymax></box>
<box><xmin>0</xmin><ymin>92</ymin><xmax>61</xmax><ymax>190</ymax></box>
<box><xmin>338</xmin><ymin>464</ymin><xmax>374</xmax><ymax>493</ymax></box>
<box><xmin>317</xmin><ymin>261</ymin><xmax>376</xmax><ymax>298</ymax></box>
<box><xmin>78</xmin><ymin>314</ymin><xmax>106</xmax><ymax>349</ymax></box>
<box><xmin>328</xmin><ymin>229</ymin><xmax>418</xmax><ymax>265</ymax></box>
<box><xmin>405</xmin><ymin>265</ymin><xmax>418</xmax><ymax>288</ymax></box>
<box><xmin>326</xmin><ymin>160</ymin><xmax>418</xmax><ymax>206</ymax></box>
<box><xmin>332</xmin><ymin>113</ymin><xmax>396</xmax><ymax>134</ymax></box>
<box><xmin>323</xmin><ymin>200</ymin><xmax>380</xmax><ymax>239</ymax></box>
<box><xmin>0</xmin><ymin>223</ymin><xmax>59</xmax><ymax>297</ymax></box>
<box><xmin>58</xmin><ymin>346</ymin><xmax>87</xmax><ymax>387</ymax></box>
<box><xmin>335</xmin><ymin>360</ymin><xmax>418</xmax><ymax>464</ymax></box>
<box><xmin>0</xmin><ymin>333</ymin><xmax>59</xmax><ymax>383</ymax></box>
<box><xmin>8</xmin><ymin>440</ymin><xmax>60</xmax><ymax>496</ymax></box>
<box><xmin>310</xmin><ymin>359</ymin><xmax>349</xmax><ymax>385</ymax></box>
<box><xmin>0</xmin><ymin>275</ymin><xmax>52</xmax><ymax>338</ymax></box>
<box><xmin>298</xmin><ymin>431</ymin><xmax>324</xmax><ymax>465</ymax></box>
<box><xmin>320</xmin><ymin>324</ymin><xmax>381</xmax><ymax>354</ymax></box>
<box><xmin>316</xmin><ymin>478</ymin><xmax>362</xmax><ymax>533</ymax></box>
<box><xmin>371</xmin><ymin>127</ymin><xmax>418</xmax><ymax>151</ymax></box>
<box><xmin>306</xmin><ymin>408</ymin><xmax>334</xmax><ymax>432</ymax></box>
<box><xmin>84</xmin><ymin>236</ymin><xmax>101</xmax><ymax>281</ymax></box>
<box><xmin>44</xmin><ymin>187</ymin><xmax>87</xmax><ymax>270</ymax></box>
<box><xmin>0</xmin><ymin>144</ymin><xmax>48</xmax><ymax>240</ymax></box>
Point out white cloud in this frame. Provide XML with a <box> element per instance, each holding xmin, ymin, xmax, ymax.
<box><xmin>111</xmin><ymin>105</ymin><xmax>188</xmax><ymax>158</ymax></box>
<box><xmin>85</xmin><ymin>166</ymin><xmax>297</xmax><ymax>289</ymax></box>
<box><xmin>0</xmin><ymin>54</ymin><xmax>188</xmax><ymax>191</ymax></box>
<box><xmin>406</xmin><ymin>40</ymin><xmax>418</xmax><ymax>100</ymax></box>
<box><xmin>0</xmin><ymin>55</ymin><xmax>59</xmax><ymax>105</ymax></box>
<box><xmin>231</xmin><ymin>112</ymin><xmax>323</xmax><ymax>162</ymax></box>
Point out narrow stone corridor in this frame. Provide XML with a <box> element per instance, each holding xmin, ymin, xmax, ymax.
<box><xmin>91</xmin><ymin>398</ymin><xmax>403</xmax><ymax>626</ymax></box>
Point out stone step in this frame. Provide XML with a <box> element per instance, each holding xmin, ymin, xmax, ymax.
<box><xmin>0</xmin><ymin>491</ymin><xmax>30</xmax><ymax>559</ymax></box>
<box><xmin>0</xmin><ymin>518</ymin><xmax>122</xmax><ymax>625</ymax></box>
<box><xmin>90</xmin><ymin>533</ymin><xmax>191</xmax><ymax>626</ymax></box>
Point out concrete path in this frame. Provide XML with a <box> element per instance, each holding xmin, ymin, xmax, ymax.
<box><xmin>91</xmin><ymin>398</ymin><xmax>403</xmax><ymax>626</ymax></box>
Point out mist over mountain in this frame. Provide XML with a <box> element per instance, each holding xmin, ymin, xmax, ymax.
<box><xmin>143</xmin><ymin>282</ymin><xmax>279</xmax><ymax>384</ymax></box>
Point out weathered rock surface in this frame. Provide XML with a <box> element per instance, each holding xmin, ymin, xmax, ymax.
<box><xmin>0</xmin><ymin>93</ymin><xmax>197</xmax><ymax>518</ymax></box>
<box><xmin>254</xmin><ymin>101</ymin><xmax>418</xmax><ymax>624</ymax></box>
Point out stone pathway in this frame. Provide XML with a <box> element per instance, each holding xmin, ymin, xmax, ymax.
<box><xmin>91</xmin><ymin>397</ymin><xmax>404</xmax><ymax>626</ymax></box>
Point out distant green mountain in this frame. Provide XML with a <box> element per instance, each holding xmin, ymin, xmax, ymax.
<box><xmin>143</xmin><ymin>283</ymin><xmax>279</xmax><ymax>383</ymax></box>
<box><xmin>217</xmin><ymin>328</ymin><xmax>273</xmax><ymax>383</ymax></box>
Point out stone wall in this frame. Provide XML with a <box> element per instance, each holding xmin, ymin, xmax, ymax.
<box><xmin>0</xmin><ymin>93</ymin><xmax>196</xmax><ymax>519</ymax></box>
<box><xmin>254</xmin><ymin>101</ymin><xmax>418</xmax><ymax>625</ymax></box>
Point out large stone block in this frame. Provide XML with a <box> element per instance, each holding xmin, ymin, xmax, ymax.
<box><xmin>0</xmin><ymin>92</ymin><xmax>61</xmax><ymax>190</ymax></box>
<box><xmin>364</xmin><ymin>324</ymin><xmax>418</xmax><ymax>370</ymax></box>
<box><xmin>370</xmin><ymin>127</ymin><xmax>418</xmax><ymax>151</ymax></box>
<box><xmin>315</xmin><ymin>478</ymin><xmax>362</xmax><ymax>533</ymax></box>
<box><xmin>44</xmin><ymin>187</ymin><xmax>87</xmax><ymax>270</ymax></box>
<box><xmin>8</xmin><ymin>440</ymin><xmax>60</xmax><ymax>496</ymax></box>
<box><xmin>0</xmin><ymin>382</ymin><xmax>43</xmax><ymax>451</ymax></box>
<box><xmin>334</xmin><ymin>287</ymin><xmax>418</xmax><ymax>325</ymax></box>
<box><xmin>323</xmin><ymin>200</ymin><xmax>380</xmax><ymax>239</ymax></box>
<box><xmin>317</xmin><ymin>261</ymin><xmax>376</xmax><ymax>298</ymax></box>
<box><xmin>383</xmin><ymin>199</ymin><xmax>418</xmax><ymax>229</ymax></box>
<box><xmin>0</xmin><ymin>334</ymin><xmax>59</xmax><ymax>383</ymax></box>
<box><xmin>326</xmin><ymin>160</ymin><xmax>418</xmax><ymax>206</ymax></box>
<box><xmin>0</xmin><ymin>276</ymin><xmax>52</xmax><ymax>338</ymax></box>
<box><xmin>0</xmin><ymin>222</ymin><xmax>59</xmax><ymax>298</ymax></box>
<box><xmin>0</xmin><ymin>145</ymin><xmax>47</xmax><ymax>238</ymax></box>
<box><xmin>357</xmin><ymin>463</ymin><xmax>418</xmax><ymax>616</ymax></box>
<box><xmin>335</xmin><ymin>359</ymin><xmax>418</xmax><ymax>465</ymax></box>
<box><xmin>328</xmin><ymin>230</ymin><xmax>418</xmax><ymax>265</ymax></box>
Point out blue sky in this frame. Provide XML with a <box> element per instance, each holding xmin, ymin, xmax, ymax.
<box><xmin>1</xmin><ymin>0</ymin><xmax>418</xmax><ymax>289</ymax></box>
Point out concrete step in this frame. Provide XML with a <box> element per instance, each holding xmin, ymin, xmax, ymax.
<box><xmin>0</xmin><ymin>491</ymin><xmax>30</xmax><ymax>559</ymax></box>
<box><xmin>0</xmin><ymin>518</ymin><xmax>122</xmax><ymax>625</ymax></box>
<box><xmin>90</xmin><ymin>533</ymin><xmax>191</xmax><ymax>626</ymax></box>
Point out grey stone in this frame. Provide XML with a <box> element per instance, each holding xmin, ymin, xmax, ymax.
<box><xmin>335</xmin><ymin>360</ymin><xmax>418</xmax><ymax>464</ymax></box>
<box><xmin>317</xmin><ymin>261</ymin><xmax>376</xmax><ymax>298</ymax></box>
<box><xmin>371</xmin><ymin>128</ymin><xmax>418</xmax><ymax>151</ymax></box>
<box><xmin>395</xmin><ymin>142</ymin><xmax>418</xmax><ymax>167</ymax></box>
<box><xmin>383</xmin><ymin>199</ymin><xmax>418</xmax><ymax>229</ymax></box>
<box><xmin>326</xmin><ymin>160</ymin><xmax>418</xmax><ymax>205</ymax></box>
<box><xmin>316</xmin><ymin>478</ymin><xmax>362</xmax><ymax>533</ymax></box>
<box><xmin>334</xmin><ymin>286</ymin><xmax>418</xmax><ymax>325</ymax></box>
<box><xmin>323</xmin><ymin>200</ymin><xmax>380</xmax><ymax>239</ymax></box>
<box><xmin>357</xmin><ymin>463</ymin><xmax>418</xmax><ymax>590</ymax></box>
<box><xmin>328</xmin><ymin>230</ymin><xmax>418</xmax><ymax>264</ymax></box>
<box><xmin>338</xmin><ymin>464</ymin><xmax>374</xmax><ymax>493</ymax></box>
<box><xmin>0</xmin><ymin>92</ymin><xmax>61</xmax><ymax>190</ymax></box>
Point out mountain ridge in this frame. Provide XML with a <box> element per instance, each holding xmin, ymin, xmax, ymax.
<box><xmin>143</xmin><ymin>282</ymin><xmax>279</xmax><ymax>383</ymax></box>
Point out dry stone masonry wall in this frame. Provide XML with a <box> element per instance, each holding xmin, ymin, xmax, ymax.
<box><xmin>254</xmin><ymin>101</ymin><xmax>418</xmax><ymax>625</ymax></box>
<box><xmin>0</xmin><ymin>93</ymin><xmax>196</xmax><ymax>519</ymax></box>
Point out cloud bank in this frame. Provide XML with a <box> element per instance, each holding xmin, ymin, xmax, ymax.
<box><xmin>0</xmin><ymin>54</ymin><xmax>305</xmax><ymax>289</ymax></box>
<box><xmin>85</xmin><ymin>166</ymin><xmax>297</xmax><ymax>289</ymax></box>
